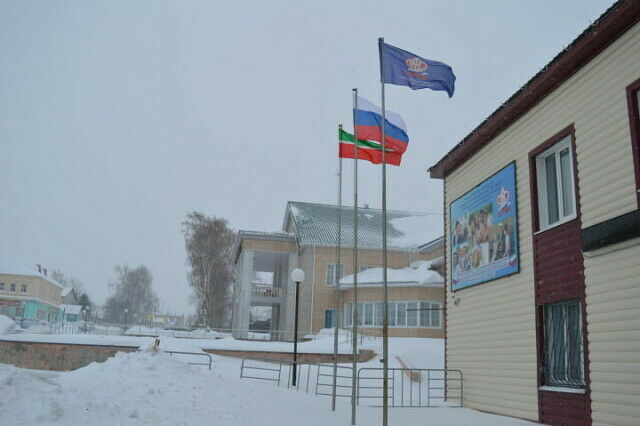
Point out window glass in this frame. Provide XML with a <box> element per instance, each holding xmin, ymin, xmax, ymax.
<box><xmin>544</xmin><ymin>153</ymin><xmax>560</xmax><ymax>224</ymax></box>
<box><xmin>344</xmin><ymin>303</ymin><xmax>352</xmax><ymax>327</ymax></box>
<box><xmin>388</xmin><ymin>302</ymin><xmax>396</xmax><ymax>326</ymax></box>
<box><xmin>21</xmin><ymin>284</ymin><xmax>27</xmax><ymax>293</ymax></box>
<box><xmin>326</xmin><ymin>264</ymin><xmax>344</xmax><ymax>286</ymax></box>
<box><xmin>431</xmin><ymin>303</ymin><xmax>441</xmax><ymax>327</ymax></box>
<box><xmin>0</xmin><ymin>282</ymin><xmax>4</xmax><ymax>291</ymax></box>
<box><xmin>364</xmin><ymin>303</ymin><xmax>373</xmax><ymax>326</ymax></box>
<box><xmin>10</xmin><ymin>284</ymin><xmax>16</xmax><ymax>292</ymax></box>
<box><xmin>357</xmin><ymin>302</ymin><xmax>364</xmax><ymax>326</ymax></box>
<box><xmin>559</xmin><ymin>148</ymin><xmax>574</xmax><ymax>216</ymax></box>
<box><xmin>396</xmin><ymin>302</ymin><xmax>406</xmax><ymax>326</ymax></box>
<box><xmin>374</xmin><ymin>302</ymin><xmax>383</xmax><ymax>326</ymax></box>
<box><xmin>544</xmin><ymin>300</ymin><xmax>584</xmax><ymax>387</ymax></box>
<box><xmin>419</xmin><ymin>302</ymin><xmax>428</xmax><ymax>327</ymax></box>
<box><xmin>407</xmin><ymin>302</ymin><xmax>418</xmax><ymax>326</ymax></box>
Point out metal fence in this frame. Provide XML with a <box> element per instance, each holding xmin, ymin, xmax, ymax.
<box><xmin>357</xmin><ymin>368</ymin><xmax>463</xmax><ymax>408</ymax></box>
<box><xmin>165</xmin><ymin>351</ymin><xmax>213</xmax><ymax>370</ymax></box>
<box><xmin>239</xmin><ymin>358</ymin><xmax>463</xmax><ymax>408</ymax></box>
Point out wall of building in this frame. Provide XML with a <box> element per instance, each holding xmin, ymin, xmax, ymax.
<box><xmin>0</xmin><ymin>273</ymin><xmax>62</xmax><ymax>321</ymax></box>
<box><xmin>583</xmin><ymin>240</ymin><xmax>640</xmax><ymax>425</ymax></box>
<box><xmin>442</xmin><ymin>20</ymin><xmax>640</xmax><ymax>423</ymax></box>
<box><xmin>309</xmin><ymin>245</ymin><xmax>443</xmax><ymax>335</ymax></box>
<box><xmin>0</xmin><ymin>273</ymin><xmax>62</xmax><ymax>305</ymax></box>
<box><xmin>340</xmin><ymin>286</ymin><xmax>445</xmax><ymax>338</ymax></box>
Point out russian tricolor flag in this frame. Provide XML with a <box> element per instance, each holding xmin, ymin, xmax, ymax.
<box><xmin>354</xmin><ymin>96</ymin><xmax>408</xmax><ymax>154</ymax></box>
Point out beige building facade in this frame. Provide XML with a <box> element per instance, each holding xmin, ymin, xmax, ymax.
<box><xmin>429</xmin><ymin>2</ymin><xmax>640</xmax><ymax>424</ymax></box>
<box><xmin>231</xmin><ymin>201</ymin><xmax>445</xmax><ymax>340</ymax></box>
<box><xmin>0</xmin><ymin>262</ymin><xmax>63</xmax><ymax>322</ymax></box>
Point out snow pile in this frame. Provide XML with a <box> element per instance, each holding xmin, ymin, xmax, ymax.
<box><xmin>389</xmin><ymin>214</ymin><xmax>443</xmax><ymax>249</ymax></box>
<box><xmin>0</xmin><ymin>315</ymin><xmax>15</xmax><ymax>335</ymax></box>
<box><xmin>339</xmin><ymin>260</ymin><xmax>443</xmax><ymax>287</ymax></box>
<box><xmin>0</xmin><ymin>348</ymin><xmax>534</xmax><ymax>425</ymax></box>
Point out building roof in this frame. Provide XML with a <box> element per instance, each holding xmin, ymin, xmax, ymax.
<box><xmin>232</xmin><ymin>230</ymin><xmax>296</xmax><ymax>261</ymax></box>
<box><xmin>429</xmin><ymin>0</ymin><xmax>640</xmax><ymax>179</ymax></box>
<box><xmin>0</xmin><ymin>259</ymin><xmax>63</xmax><ymax>289</ymax></box>
<box><xmin>61</xmin><ymin>287</ymin><xmax>75</xmax><ymax>297</ymax></box>
<box><xmin>338</xmin><ymin>259</ymin><xmax>443</xmax><ymax>288</ymax></box>
<box><xmin>283</xmin><ymin>201</ymin><xmax>443</xmax><ymax>251</ymax></box>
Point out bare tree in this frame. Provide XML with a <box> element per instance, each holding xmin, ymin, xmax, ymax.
<box><xmin>182</xmin><ymin>212</ymin><xmax>235</xmax><ymax>328</ymax></box>
<box><xmin>51</xmin><ymin>269</ymin><xmax>87</xmax><ymax>297</ymax></box>
<box><xmin>103</xmin><ymin>265</ymin><xmax>159</xmax><ymax>324</ymax></box>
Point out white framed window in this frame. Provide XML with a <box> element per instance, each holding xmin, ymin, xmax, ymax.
<box><xmin>344</xmin><ymin>300</ymin><xmax>441</xmax><ymax>329</ymax></box>
<box><xmin>0</xmin><ymin>282</ymin><xmax>4</xmax><ymax>291</ymax></box>
<box><xmin>20</xmin><ymin>284</ymin><xmax>27</xmax><ymax>293</ymax></box>
<box><xmin>536</xmin><ymin>136</ymin><xmax>576</xmax><ymax>231</ymax></box>
<box><xmin>326</xmin><ymin>263</ymin><xmax>345</xmax><ymax>286</ymax></box>
<box><xmin>10</xmin><ymin>283</ymin><xmax>16</xmax><ymax>292</ymax></box>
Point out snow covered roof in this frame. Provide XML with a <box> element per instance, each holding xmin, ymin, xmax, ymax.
<box><xmin>0</xmin><ymin>259</ymin><xmax>63</xmax><ymax>289</ymax></box>
<box><xmin>61</xmin><ymin>287</ymin><xmax>74</xmax><ymax>297</ymax></box>
<box><xmin>339</xmin><ymin>260</ymin><xmax>443</xmax><ymax>288</ymax></box>
<box><xmin>284</xmin><ymin>201</ymin><xmax>443</xmax><ymax>251</ymax></box>
<box><xmin>60</xmin><ymin>304</ymin><xmax>83</xmax><ymax>315</ymax></box>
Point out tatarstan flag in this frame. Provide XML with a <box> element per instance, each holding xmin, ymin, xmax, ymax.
<box><xmin>338</xmin><ymin>128</ymin><xmax>402</xmax><ymax>166</ymax></box>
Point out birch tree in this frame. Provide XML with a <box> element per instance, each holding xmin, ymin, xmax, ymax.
<box><xmin>182</xmin><ymin>212</ymin><xmax>235</xmax><ymax>328</ymax></box>
<box><xmin>104</xmin><ymin>265</ymin><xmax>159</xmax><ymax>324</ymax></box>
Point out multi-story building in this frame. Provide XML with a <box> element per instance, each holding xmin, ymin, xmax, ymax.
<box><xmin>231</xmin><ymin>201</ymin><xmax>444</xmax><ymax>340</ymax></box>
<box><xmin>0</xmin><ymin>260</ymin><xmax>63</xmax><ymax>322</ymax></box>
<box><xmin>428</xmin><ymin>1</ymin><xmax>640</xmax><ymax>424</ymax></box>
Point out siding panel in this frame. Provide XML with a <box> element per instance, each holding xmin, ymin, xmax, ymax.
<box><xmin>443</xmin><ymin>20</ymin><xmax>640</xmax><ymax>424</ymax></box>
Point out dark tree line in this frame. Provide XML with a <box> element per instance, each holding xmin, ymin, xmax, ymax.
<box><xmin>182</xmin><ymin>212</ymin><xmax>235</xmax><ymax>328</ymax></box>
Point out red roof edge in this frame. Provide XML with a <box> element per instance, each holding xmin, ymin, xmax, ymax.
<box><xmin>429</xmin><ymin>0</ymin><xmax>640</xmax><ymax>179</ymax></box>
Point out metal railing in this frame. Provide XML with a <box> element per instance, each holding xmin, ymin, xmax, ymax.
<box><xmin>239</xmin><ymin>359</ymin><xmax>463</xmax><ymax>408</ymax></box>
<box><xmin>165</xmin><ymin>350</ymin><xmax>212</xmax><ymax>370</ymax></box>
<box><xmin>250</xmin><ymin>284</ymin><xmax>281</xmax><ymax>299</ymax></box>
<box><xmin>315</xmin><ymin>364</ymin><xmax>354</xmax><ymax>398</ymax></box>
<box><xmin>357</xmin><ymin>368</ymin><xmax>463</xmax><ymax>408</ymax></box>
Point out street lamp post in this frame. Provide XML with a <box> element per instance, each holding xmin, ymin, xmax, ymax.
<box><xmin>290</xmin><ymin>268</ymin><xmax>305</xmax><ymax>387</ymax></box>
<box><xmin>82</xmin><ymin>307</ymin><xmax>88</xmax><ymax>333</ymax></box>
<box><xmin>124</xmin><ymin>308</ymin><xmax>129</xmax><ymax>334</ymax></box>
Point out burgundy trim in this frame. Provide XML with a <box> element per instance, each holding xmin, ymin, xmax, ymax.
<box><xmin>627</xmin><ymin>77</ymin><xmax>640</xmax><ymax>207</ymax></box>
<box><xmin>529</xmin><ymin>126</ymin><xmax>592</xmax><ymax>425</ymax></box>
<box><xmin>430</xmin><ymin>0</ymin><xmax>640</xmax><ymax>179</ymax></box>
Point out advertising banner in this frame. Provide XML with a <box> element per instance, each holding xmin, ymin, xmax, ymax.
<box><xmin>450</xmin><ymin>162</ymin><xmax>519</xmax><ymax>291</ymax></box>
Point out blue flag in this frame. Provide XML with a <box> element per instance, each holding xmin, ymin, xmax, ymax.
<box><xmin>380</xmin><ymin>41</ymin><xmax>455</xmax><ymax>97</ymax></box>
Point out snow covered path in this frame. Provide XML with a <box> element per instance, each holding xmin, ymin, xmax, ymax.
<box><xmin>0</xmin><ymin>349</ymin><xmax>536</xmax><ymax>425</ymax></box>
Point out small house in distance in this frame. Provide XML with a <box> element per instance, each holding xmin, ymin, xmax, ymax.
<box><xmin>429</xmin><ymin>1</ymin><xmax>640</xmax><ymax>424</ymax></box>
<box><xmin>231</xmin><ymin>201</ymin><xmax>444</xmax><ymax>341</ymax></box>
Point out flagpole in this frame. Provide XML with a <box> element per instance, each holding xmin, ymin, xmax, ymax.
<box><xmin>350</xmin><ymin>88</ymin><xmax>359</xmax><ymax>426</ymax></box>
<box><xmin>332</xmin><ymin>125</ymin><xmax>344</xmax><ymax>411</ymax></box>
<box><xmin>378</xmin><ymin>37</ymin><xmax>389</xmax><ymax>426</ymax></box>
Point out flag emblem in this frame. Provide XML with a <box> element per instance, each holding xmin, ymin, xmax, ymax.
<box><xmin>405</xmin><ymin>57</ymin><xmax>428</xmax><ymax>73</ymax></box>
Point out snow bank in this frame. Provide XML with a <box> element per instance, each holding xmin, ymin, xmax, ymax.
<box><xmin>0</xmin><ymin>314</ymin><xmax>15</xmax><ymax>335</ymax></box>
<box><xmin>339</xmin><ymin>260</ymin><xmax>443</xmax><ymax>287</ymax></box>
<box><xmin>0</xmin><ymin>348</ymin><xmax>534</xmax><ymax>426</ymax></box>
<box><xmin>389</xmin><ymin>214</ymin><xmax>443</xmax><ymax>249</ymax></box>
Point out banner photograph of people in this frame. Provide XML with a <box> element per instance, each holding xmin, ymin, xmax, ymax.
<box><xmin>450</xmin><ymin>162</ymin><xmax>519</xmax><ymax>291</ymax></box>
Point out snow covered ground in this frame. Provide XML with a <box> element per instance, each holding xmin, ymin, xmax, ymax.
<box><xmin>0</xmin><ymin>347</ymin><xmax>536</xmax><ymax>425</ymax></box>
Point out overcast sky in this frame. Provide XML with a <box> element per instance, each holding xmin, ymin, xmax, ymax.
<box><xmin>0</xmin><ymin>0</ymin><xmax>615</xmax><ymax>314</ymax></box>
